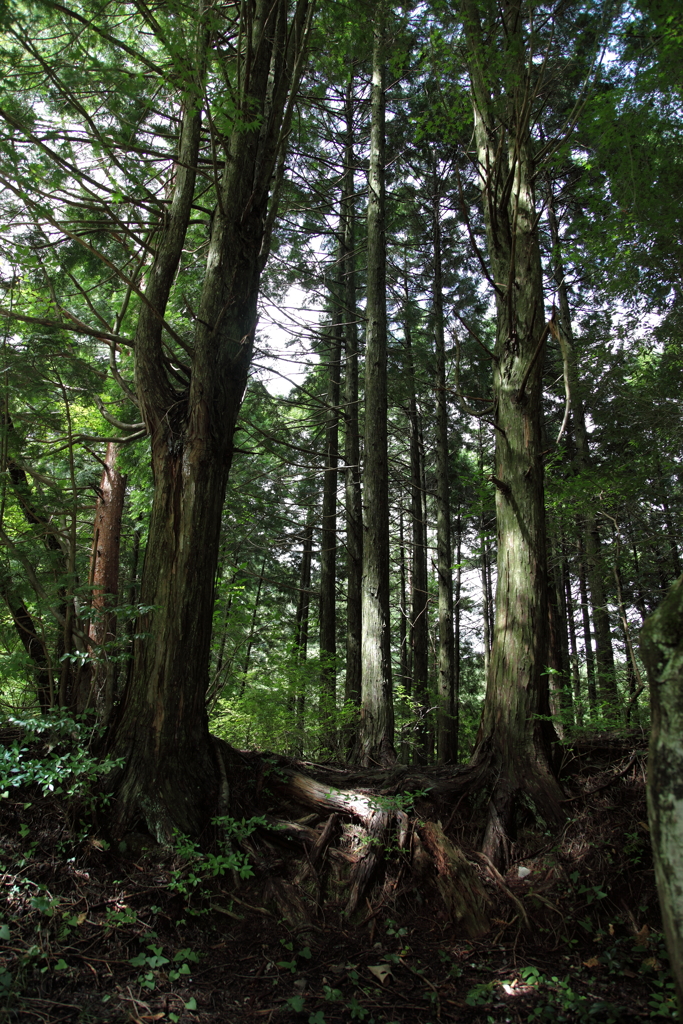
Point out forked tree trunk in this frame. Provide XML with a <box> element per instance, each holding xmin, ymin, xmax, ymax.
<box><xmin>462</xmin><ymin>0</ymin><xmax>564</xmax><ymax>867</ymax></box>
<box><xmin>107</xmin><ymin>0</ymin><xmax>314</xmax><ymax>840</ymax></box>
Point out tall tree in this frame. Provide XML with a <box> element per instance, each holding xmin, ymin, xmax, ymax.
<box><xmin>459</xmin><ymin>0</ymin><xmax>568</xmax><ymax>865</ymax></box>
<box><xmin>358</xmin><ymin>0</ymin><xmax>394</xmax><ymax>766</ymax></box>
<box><xmin>432</xmin><ymin>178</ymin><xmax>457</xmax><ymax>764</ymax></box>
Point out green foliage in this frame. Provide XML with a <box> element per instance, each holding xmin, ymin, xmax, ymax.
<box><xmin>166</xmin><ymin>815</ymin><xmax>269</xmax><ymax>912</ymax></box>
<box><xmin>0</xmin><ymin>712</ymin><xmax>122</xmax><ymax>800</ymax></box>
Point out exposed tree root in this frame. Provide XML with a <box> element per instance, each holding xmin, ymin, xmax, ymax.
<box><xmin>106</xmin><ymin>735</ymin><xmax>569</xmax><ymax>937</ymax></box>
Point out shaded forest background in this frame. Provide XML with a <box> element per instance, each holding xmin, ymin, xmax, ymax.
<box><xmin>1</xmin><ymin>0</ymin><xmax>683</xmax><ymax>1021</ymax></box>
<box><xmin>0</xmin><ymin>0</ymin><xmax>679</xmax><ymax>760</ymax></box>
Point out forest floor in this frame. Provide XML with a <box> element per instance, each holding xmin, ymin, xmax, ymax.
<box><xmin>0</xmin><ymin>733</ymin><xmax>678</xmax><ymax>1024</ymax></box>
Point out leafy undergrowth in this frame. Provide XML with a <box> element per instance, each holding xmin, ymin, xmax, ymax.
<box><xmin>0</xmin><ymin>726</ymin><xmax>678</xmax><ymax>1023</ymax></box>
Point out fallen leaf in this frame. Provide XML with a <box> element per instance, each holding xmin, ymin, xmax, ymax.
<box><xmin>368</xmin><ymin>964</ymin><xmax>393</xmax><ymax>984</ymax></box>
<box><xmin>582</xmin><ymin>957</ymin><xmax>600</xmax><ymax>969</ymax></box>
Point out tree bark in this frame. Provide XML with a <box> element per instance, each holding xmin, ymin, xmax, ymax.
<box><xmin>640</xmin><ymin>574</ymin><xmax>683</xmax><ymax>1014</ymax></box>
<box><xmin>342</xmin><ymin>71</ymin><xmax>363</xmax><ymax>749</ymax></box>
<box><xmin>404</xmin><ymin>310</ymin><xmax>429</xmax><ymax>764</ymax></box>
<box><xmin>107</xmin><ymin>0</ymin><xmax>314</xmax><ymax>840</ymax></box>
<box><xmin>358</xmin><ymin>1</ymin><xmax>394</xmax><ymax>766</ymax></box>
<box><xmin>462</xmin><ymin>0</ymin><xmax>564</xmax><ymax>867</ymax></box>
<box><xmin>0</xmin><ymin>581</ymin><xmax>52</xmax><ymax>710</ymax></box>
<box><xmin>319</xmin><ymin>275</ymin><xmax>342</xmax><ymax>753</ymax></box>
<box><xmin>294</xmin><ymin>520</ymin><xmax>314</xmax><ymax>754</ymax></box>
<box><xmin>87</xmin><ymin>442</ymin><xmax>126</xmax><ymax>725</ymax></box>
<box><xmin>432</xmin><ymin>182</ymin><xmax>457</xmax><ymax>765</ymax></box>
<box><xmin>577</xmin><ymin>532</ymin><xmax>597</xmax><ymax>707</ymax></box>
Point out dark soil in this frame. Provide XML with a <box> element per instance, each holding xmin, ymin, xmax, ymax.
<box><xmin>0</xmin><ymin>738</ymin><xmax>677</xmax><ymax>1023</ymax></box>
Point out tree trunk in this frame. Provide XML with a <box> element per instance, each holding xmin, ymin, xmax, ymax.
<box><xmin>358</xmin><ymin>1</ymin><xmax>394</xmax><ymax>766</ymax></box>
<box><xmin>243</xmin><ymin>555</ymin><xmax>267</xmax><ymax>681</ymax></box>
<box><xmin>0</xmin><ymin>581</ymin><xmax>53</xmax><ymax>710</ymax></box>
<box><xmin>462</xmin><ymin>0</ymin><xmax>564</xmax><ymax>867</ymax></box>
<box><xmin>548</xmin><ymin>192</ymin><xmax>616</xmax><ymax>703</ymax></box>
<box><xmin>87</xmin><ymin>442</ymin><xmax>126</xmax><ymax>725</ymax></box>
<box><xmin>432</xmin><ymin>182</ymin><xmax>457</xmax><ymax>765</ymax></box>
<box><xmin>342</xmin><ymin>71</ymin><xmax>363</xmax><ymax>749</ymax></box>
<box><xmin>577</xmin><ymin>533</ymin><xmax>597</xmax><ymax>707</ymax></box>
<box><xmin>294</xmin><ymin>520</ymin><xmax>314</xmax><ymax>754</ymax></box>
<box><xmin>319</xmin><ymin>277</ymin><xmax>342</xmax><ymax>753</ymax></box>
<box><xmin>562</xmin><ymin>544</ymin><xmax>582</xmax><ymax>722</ymax></box>
<box><xmin>404</xmin><ymin>311</ymin><xmax>429</xmax><ymax>765</ymax></box>
<box><xmin>640</xmin><ymin>574</ymin><xmax>683</xmax><ymax>1014</ymax></box>
<box><xmin>107</xmin><ymin>0</ymin><xmax>314</xmax><ymax>840</ymax></box>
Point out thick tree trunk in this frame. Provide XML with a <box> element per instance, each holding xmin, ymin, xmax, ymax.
<box><xmin>463</xmin><ymin>0</ymin><xmax>564</xmax><ymax>867</ymax></box>
<box><xmin>107</xmin><ymin>0</ymin><xmax>314</xmax><ymax>839</ymax></box>
<box><xmin>358</xmin><ymin>1</ymin><xmax>394</xmax><ymax>766</ymax></box>
<box><xmin>640</xmin><ymin>575</ymin><xmax>683</xmax><ymax>1014</ymax></box>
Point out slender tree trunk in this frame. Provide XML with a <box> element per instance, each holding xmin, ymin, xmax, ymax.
<box><xmin>87</xmin><ymin>442</ymin><xmax>126</xmax><ymax>725</ymax></box>
<box><xmin>319</xmin><ymin>282</ymin><xmax>342</xmax><ymax>752</ymax></box>
<box><xmin>294</xmin><ymin>522</ymin><xmax>314</xmax><ymax>755</ymax></box>
<box><xmin>432</xmin><ymin>181</ymin><xmax>456</xmax><ymax>765</ymax></box>
<box><xmin>453</xmin><ymin>510</ymin><xmax>462</xmax><ymax>759</ymax></box>
<box><xmin>342</xmin><ymin>71</ymin><xmax>363</xmax><ymax>749</ymax></box>
<box><xmin>404</xmin><ymin>312</ymin><xmax>429</xmax><ymax>764</ymax></box>
<box><xmin>358</xmin><ymin>1</ymin><xmax>394</xmax><ymax>766</ymax></box>
<box><xmin>546</xmin><ymin>537</ymin><xmax>572</xmax><ymax>737</ymax></box>
<box><xmin>0</xmin><ymin>582</ymin><xmax>52</xmax><ymax>710</ymax></box>
<box><xmin>548</xmin><ymin>192</ymin><xmax>616</xmax><ymax>703</ymax></box>
<box><xmin>398</xmin><ymin>504</ymin><xmax>408</xmax><ymax>697</ymax></box>
<box><xmin>124</xmin><ymin>523</ymin><xmax>141</xmax><ymax>693</ymax></box>
<box><xmin>243</xmin><ymin>555</ymin><xmax>267</xmax><ymax>681</ymax></box>
<box><xmin>654</xmin><ymin>455</ymin><xmax>681</xmax><ymax>579</ymax></box>
<box><xmin>562</xmin><ymin>545</ymin><xmax>582</xmax><ymax>722</ymax></box>
<box><xmin>577</xmin><ymin>533</ymin><xmax>597</xmax><ymax>707</ymax></box>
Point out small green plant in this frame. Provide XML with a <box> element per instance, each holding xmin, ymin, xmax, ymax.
<box><xmin>168</xmin><ymin>817</ymin><xmax>260</xmax><ymax>906</ymax></box>
<box><xmin>277</xmin><ymin>940</ymin><xmax>312</xmax><ymax>973</ymax></box>
<box><xmin>104</xmin><ymin>905</ymin><xmax>138</xmax><ymax>928</ymax></box>
<box><xmin>465</xmin><ymin>981</ymin><xmax>495</xmax><ymax>1006</ymax></box>
<box><xmin>169</xmin><ymin>948</ymin><xmax>200</xmax><ymax>983</ymax></box>
<box><xmin>129</xmin><ymin>944</ymin><xmax>170</xmax><ymax>990</ymax></box>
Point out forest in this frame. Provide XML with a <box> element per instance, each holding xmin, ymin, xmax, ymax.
<box><xmin>0</xmin><ymin>0</ymin><xmax>682</xmax><ymax>1021</ymax></box>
